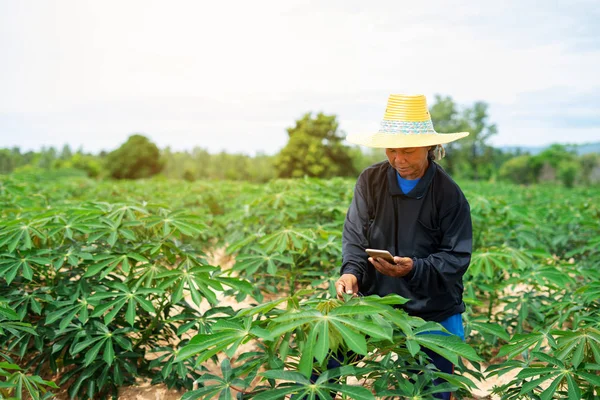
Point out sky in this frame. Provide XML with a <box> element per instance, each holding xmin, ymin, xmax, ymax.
<box><xmin>1</xmin><ymin>0</ymin><xmax>599</xmax><ymax>155</ymax></box>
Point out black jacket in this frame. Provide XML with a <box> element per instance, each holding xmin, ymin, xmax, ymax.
<box><xmin>341</xmin><ymin>160</ymin><xmax>472</xmax><ymax>322</ymax></box>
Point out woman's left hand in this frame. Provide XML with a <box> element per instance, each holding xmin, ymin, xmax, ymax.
<box><xmin>369</xmin><ymin>256</ymin><xmax>413</xmax><ymax>278</ymax></box>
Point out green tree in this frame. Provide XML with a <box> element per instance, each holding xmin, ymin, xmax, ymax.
<box><xmin>275</xmin><ymin>112</ymin><xmax>356</xmax><ymax>178</ymax></box>
<box><xmin>535</xmin><ymin>144</ymin><xmax>576</xmax><ymax>169</ymax></box>
<box><xmin>497</xmin><ymin>145</ymin><xmax>586</xmax><ymax>187</ymax></box>
<box><xmin>59</xmin><ymin>144</ymin><xmax>73</xmax><ymax>160</ymax></box>
<box><xmin>37</xmin><ymin>146</ymin><xmax>58</xmax><ymax>169</ymax></box>
<box><xmin>558</xmin><ymin>160</ymin><xmax>579</xmax><ymax>188</ymax></box>
<box><xmin>579</xmin><ymin>153</ymin><xmax>600</xmax><ymax>185</ymax></box>
<box><xmin>0</xmin><ymin>149</ymin><xmax>15</xmax><ymax>174</ymax></box>
<box><xmin>70</xmin><ymin>153</ymin><xmax>102</xmax><ymax>178</ymax></box>
<box><xmin>429</xmin><ymin>95</ymin><xmax>497</xmax><ymax>180</ymax></box>
<box><xmin>535</xmin><ymin>144</ymin><xmax>579</xmax><ymax>186</ymax></box>
<box><xmin>460</xmin><ymin>102</ymin><xmax>498</xmax><ymax>180</ymax></box>
<box><xmin>349</xmin><ymin>146</ymin><xmax>386</xmax><ymax>173</ymax></box>
<box><xmin>429</xmin><ymin>95</ymin><xmax>464</xmax><ymax>175</ymax></box>
<box><xmin>105</xmin><ymin>134</ymin><xmax>164</xmax><ymax>179</ymax></box>
<box><xmin>160</xmin><ymin>147</ymin><xmax>275</xmax><ymax>182</ymax></box>
<box><xmin>498</xmin><ymin>155</ymin><xmax>540</xmax><ymax>185</ymax></box>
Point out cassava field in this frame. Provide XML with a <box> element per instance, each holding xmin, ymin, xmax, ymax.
<box><xmin>1</xmin><ymin>173</ymin><xmax>599</xmax><ymax>399</ymax></box>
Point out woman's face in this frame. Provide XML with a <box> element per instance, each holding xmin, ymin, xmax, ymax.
<box><xmin>385</xmin><ymin>147</ymin><xmax>430</xmax><ymax>179</ymax></box>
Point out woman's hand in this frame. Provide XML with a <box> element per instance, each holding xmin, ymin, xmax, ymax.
<box><xmin>335</xmin><ymin>274</ymin><xmax>359</xmax><ymax>299</ymax></box>
<box><xmin>369</xmin><ymin>256</ymin><xmax>413</xmax><ymax>278</ymax></box>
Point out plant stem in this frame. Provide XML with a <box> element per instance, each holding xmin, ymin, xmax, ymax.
<box><xmin>132</xmin><ymin>298</ymin><xmax>170</xmax><ymax>351</ymax></box>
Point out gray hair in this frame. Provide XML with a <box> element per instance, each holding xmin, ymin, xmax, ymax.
<box><xmin>428</xmin><ymin>145</ymin><xmax>446</xmax><ymax>161</ymax></box>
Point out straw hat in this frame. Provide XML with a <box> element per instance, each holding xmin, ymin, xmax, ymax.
<box><xmin>346</xmin><ymin>94</ymin><xmax>469</xmax><ymax>148</ymax></box>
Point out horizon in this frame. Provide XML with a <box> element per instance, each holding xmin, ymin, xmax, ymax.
<box><xmin>4</xmin><ymin>138</ymin><xmax>599</xmax><ymax>157</ymax></box>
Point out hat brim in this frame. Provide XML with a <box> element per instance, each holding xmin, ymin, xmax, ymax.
<box><xmin>346</xmin><ymin>131</ymin><xmax>469</xmax><ymax>148</ymax></box>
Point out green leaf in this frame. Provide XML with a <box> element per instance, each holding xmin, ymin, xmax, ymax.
<box><xmin>236</xmin><ymin>297</ymin><xmax>287</xmax><ymax>317</ymax></box>
<box><xmin>497</xmin><ymin>332</ymin><xmax>545</xmax><ymax>360</ymax></box>
<box><xmin>71</xmin><ymin>336</ymin><xmax>103</xmax><ymax>355</ymax></box>
<box><xmin>22</xmin><ymin>261</ymin><xmax>33</xmax><ymax>280</ymax></box>
<box><xmin>366</xmin><ymin>294</ymin><xmax>409</xmax><ymax>305</ymax></box>
<box><xmin>321</xmin><ymin>383</ymin><xmax>375</xmax><ymax>400</ymax></box>
<box><xmin>406</xmin><ymin>339</ymin><xmax>420</xmax><ymax>357</ymax></box>
<box><xmin>352</xmin><ymin>319</ymin><xmax>392</xmax><ymax>341</ymax></box>
<box><xmin>181</xmin><ymin>386</ymin><xmax>225</xmax><ymax>400</ymax></box>
<box><xmin>136</xmin><ymin>295</ymin><xmax>156</xmax><ymax>314</ymax></box>
<box><xmin>432</xmin><ymin>371</ymin><xmax>477</xmax><ymax>389</ymax></box>
<box><xmin>269</xmin><ymin>318</ymin><xmax>318</xmax><ymax>338</ymax></box>
<box><xmin>469</xmin><ymin>321</ymin><xmax>510</xmax><ymax>341</ymax></box>
<box><xmin>260</xmin><ymin>370</ymin><xmax>311</xmax><ymax>384</ymax></box>
<box><xmin>127</xmin><ymin>253</ymin><xmax>149</xmax><ymax>263</ymax></box>
<box><xmin>59</xmin><ymin>307</ymin><xmax>81</xmax><ymax>331</ymax></box>
<box><xmin>414</xmin><ymin>334</ymin><xmax>482</xmax><ymax>364</ymax></box>
<box><xmin>103</xmin><ymin>339</ymin><xmax>114</xmax><ymax>366</ymax></box>
<box><xmin>329</xmin><ymin>304</ymin><xmax>388</xmax><ymax>316</ymax></box>
<box><xmin>252</xmin><ymin>387</ymin><xmax>301</xmax><ymax>400</ymax></box>
<box><xmin>299</xmin><ymin>326</ymin><xmax>316</xmax><ymax>377</ymax></box>
<box><xmin>566</xmin><ymin>373</ymin><xmax>581</xmax><ymax>400</ymax></box>
<box><xmin>221</xmin><ymin>358</ymin><xmax>232</xmax><ymax>382</ymax></box>
<box><xmin>121</xmin><ymin>257</ymin><xmax>130</xmax><ymax>274</ymax></box>
<box><xmin>0</xmin><ymin>362</ymin><xmax>21</xmax><ymax>370</ymax></box>
<box><xmin>332</xmin><ymin>321</ymin><xmax>367</xmax><ymax>355</ymax></box>
<box><xmin>177</xmin><ymin>332</ymin><xmax>235</xmax><ymax>362</ymax></box>
<box><xmin>84</xmin><ymin>257</ymin><xmax>119</xmax><ymax>278</ymax></box>
<box><xmin>577</xmin><ymin>371</ymin><xmax>600</xmax><ymax>387</ymax></box>
<box><xmin>248</xmin><ymin>327</ymin><xmax>274</xmax><ymax>341</ymax></box>
<box><xmin>519</xmin><ymin>374</ymin><xmax>557</xmax><ymax>395</ymax></box>
<box><xmin>540</xmin><ymin>376</ymin><xmax>563</xmax><ymax>400</ymax></box>
<box><xmin>571</xmin><ymin>340</ymin><xmax>585</xmax><ymax>368</ymax></box>
<box><xmin>84</xmin><ymin>338</ymin><xmax>106</xmax><ymax>367</ymax></box>
<box><xmin>126</xmin><ymin>299</ymin><xmax>136</xmax><ymax>326</ymax></box>
<box><xmin>91</xmin><ymin>298</ymin><xmax>127</xmax><ymax>325</ymax></box>
<box><xmin>516</xmin><ymin>367</ymin><xmax>558</xmax><ymax>380</ymax></box>
<box><xmin>0</xmin><ymin>306</ymin><xmax>20</xmax><ymax>320</ymax></box>
<box><xmin>314</xmin><ymin>321</ymin><xmax>329</xmax><ymax>364</ymax></box>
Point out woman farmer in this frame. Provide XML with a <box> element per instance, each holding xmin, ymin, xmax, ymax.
<box><xmin>337</xmin><ymin>94</ymin><xmax>472</xmax><ymax>400</ymax></box>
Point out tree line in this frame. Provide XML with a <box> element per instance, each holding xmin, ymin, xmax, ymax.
<box><xmin>2</xmin><ymin>95</ymin><xmax>598</xmax><ymax>186</ymax></box>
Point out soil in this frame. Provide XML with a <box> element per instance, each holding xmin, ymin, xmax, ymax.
<box><xmin>118</xmin><ymin>380</ymin><xmax>183</xmax><ymax>400</ymax></box>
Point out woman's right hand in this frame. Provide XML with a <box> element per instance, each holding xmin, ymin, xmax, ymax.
<box><xmin>335</xmin><ymin>274</ymin><xmax>359</xmax><ymax>300</ymax></box>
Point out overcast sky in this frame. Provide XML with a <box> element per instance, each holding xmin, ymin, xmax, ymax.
<box><xmin>1</xmin><ymin>0</ymin><xmax>599</xmax><ymax>155</ymax></box>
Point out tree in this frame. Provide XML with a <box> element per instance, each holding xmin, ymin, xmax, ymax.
<box><xmin>36</xmin><ymin>146</ymin><xmax>57</xmax><ymax>169</ymax></box>
<box><xmin>349</xmin><ymin>146</ymin><xmax>386</xmax><ymax>174</ymax></box>
<box><xmin>429</xmin><ymin>95</ymin><xmax>497</xmax><ymax>180</ymax></box>
<box><xmin>580</xmin><ymin>153</ymin><xmax>600</xmax><ymax>185</ymax></box>
<box><xmin>0</xmin><ymin>149</ymin><xmax>15</xmax><ymax>174</ymax></box>
<box><xmin>536</xmin><ymin>144</ymin><xmax>576</xmax><ymax>169</ymax></box>
<box><xmin>497</xmin><ymin>145</ymin><xmax>588</xmax><ymax>187</ymax></box>
<box><xmin>274</xmin><ymin>112</ymin><xmax>356</xmax><ymax>178</ymax></box>
<box><xmin>105</xmin><ymin>134</ymin><xmax>163</xmax><ymax>179</ymax></box>
<box><xmin>460</xmin><ymin>102</ymin><xmax>498</xmax><ymax>180</ymax></box>
<box><xmin>70</xmin><ymin>153</ymin><xmax>102</xmax><ymax>178</ymax></box>
<box><xmin>498</xmin><ymin>155</ymin><xmax>539</xmax><ymax>185</ymax></box>
<box><xmin>535</xmin><ymin>144</ymin><xmax>578</xmax><ymax>185</ymax></box>
<box><xmin>557</xmin><ymin>160</ymin><xmax>579</xmax><ymax>188</ymax></box>
<box><xmin>59</xmin><ymin>144</ymin><xmax>73</xmax><ymax>160</ymax></box>
<box><xmin>429</xmin><ymin>96</ymin><xmax>465</xmax><ymax>176</ymax></box>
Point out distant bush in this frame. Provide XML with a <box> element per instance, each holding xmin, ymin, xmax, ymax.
<box><xmin>105</xmin><ymin>134</ymin><xmax>164</xmax><ymax>180</ymax></box>
<box><xmin>498</xmin><ymin>155</ymin><xmax>539</xmax><ymax>185</ymax></box>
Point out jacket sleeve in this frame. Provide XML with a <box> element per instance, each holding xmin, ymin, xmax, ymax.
<box><xmin>340</xmin><ymin>180</ymin><xmax>371</xmax><ymax>290</ymax></box>
<box><xmin>404</xmin><ymin>200</ymin><xmax>472</xmax><ymax>295</ymax></box>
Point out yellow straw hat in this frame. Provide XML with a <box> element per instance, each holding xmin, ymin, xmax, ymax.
<box><xmin>346</xmin><ymin>94</ymin><xmax>469</xmax><ymax>148</ymax></box>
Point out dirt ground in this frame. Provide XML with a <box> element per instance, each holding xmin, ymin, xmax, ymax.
<box><xmin>118</xmin><ymin>379</ymin><xmax>184</xmax><ymax>400</ymax></box>
<box><xmin>112</xmin><ymin>248</ymin><xmax>527</xmax><ymax>400</ymax></box>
